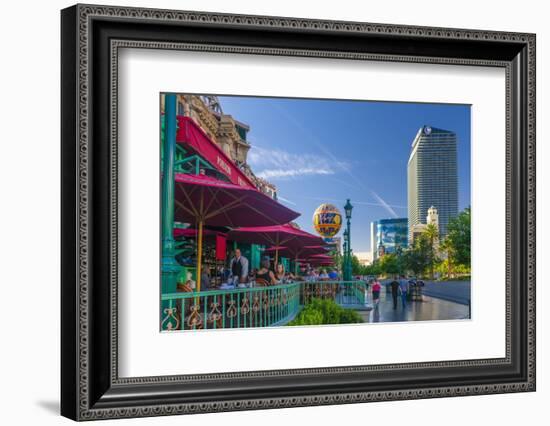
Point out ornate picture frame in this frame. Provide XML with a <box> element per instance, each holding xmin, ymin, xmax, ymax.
<box><xmin>61</xmin><ymin>4</ymin><xmax>535</xmax><ymax>420</ymax></box>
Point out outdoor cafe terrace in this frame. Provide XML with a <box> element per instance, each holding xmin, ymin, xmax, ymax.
<box><xmin>161</xmin><ymin>94</ymin><xmax>359</xmax><ymax>331</ymax></box>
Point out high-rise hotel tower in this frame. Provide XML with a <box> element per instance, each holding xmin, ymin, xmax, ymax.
<box><xmin>407</xmin><ymin>125</ymin><xmax>458</xmax><ymax>242</ymax></box>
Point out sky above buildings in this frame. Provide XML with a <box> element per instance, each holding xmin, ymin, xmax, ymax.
<box><xmin>217</xmin><ymin>95</ymin><xmax>471</xmax><ymax>253</ymax></box>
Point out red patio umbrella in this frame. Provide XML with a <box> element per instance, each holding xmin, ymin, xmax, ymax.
<box><xmin>265</xmin><ymin>245</ymin><xmax>328</xmax><ymax>257</ymax></box>
<box><xmin>308</xmin><ymin>259</ymin><xmax>335</xmax><ymax>267</ymax></box>
<box><xmin>307</xmin><ymin>253</ymin><xmax>335</xmax><ymax>266</ymax></box>
<box><xmin>229</xmin><ymin>224</ymin><xmax>324</xmax><ymax>267</ymax></box>
<box><xmin>265</xmin><ymin>245</ymin><xmax>331</xmax><ymax>274</ymax></box>
<box><xmin>309</xmin><ymin>254</ymin><xmax>333</xmax><ymax>259</ymax></box>
<box><xmin>173</xmin><ymin>173</ymin><xmax>300</xmax><ymax>291</ymax></box>
<box><xmin>173</xmin><ymin>228</ymin><xmax>226</xmax><ymax>239</ymax></box>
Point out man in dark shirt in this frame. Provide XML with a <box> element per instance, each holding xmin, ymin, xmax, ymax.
<box><xmin>229</xmin><ymin>248</ymin><xmax>249</xmax><ymax>284</ymax></box>
<box><xmin>390</xmin><ymin>277</ymin><xmax>400</xmax><ymax>310</ymax></box>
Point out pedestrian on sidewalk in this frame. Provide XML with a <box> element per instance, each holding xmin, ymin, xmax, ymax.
<box><xmin>399</xmin><ymin>275</ymin><xmax>409</xmax><ymax>308</ymax></box>
<box><xmin>390</xmin><ymin>277</ymin><xmax>400</xmax><ymax>309</ymax></box>
<box><xmin>371</xmin><ymin>277</ymin><xmax>382</xmax><ymax>309</ymax></box>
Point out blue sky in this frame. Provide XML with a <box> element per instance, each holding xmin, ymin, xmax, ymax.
<box><xmin>218</xmin><ymin>96</ymin><xmax>471</xmax><ymax>253</ymax></box>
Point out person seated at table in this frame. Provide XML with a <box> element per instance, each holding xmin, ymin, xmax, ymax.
<box><xmin>275</xmin><ymin>263</ymin><xmax>285</xmax><ymax>283</ymax></box>
<box><xmin>328</xmin><ymin>269</ymin><xmax>339</xmax><ymax>280</ymax></box>
<box><xmin>306</xmin><ymin>268</ymin><xmax>319</xmax><ymax>282</ymax></box>
<box><xmin>176</xmin><ymin>271</ymin><xmax>195</xmax><ymax>292</ymax></box>
<box><xmin>200</xmin><ymin>268</ymin><xmax>211</xmax><ymax>291</ymax></box>
<box><xmin>255</xmin><ymin>257</ymin><xmax>277</xmax><ymax>286</ymax></box>
<box><xmin>275</xmin><ymin>263</ymin><xmax>295</xmax><ymax>283</ymax></box>
<box><xmin>318</xmin><ymin>269</ymin><xmax>330</xmax><ymax>280</ymax></box>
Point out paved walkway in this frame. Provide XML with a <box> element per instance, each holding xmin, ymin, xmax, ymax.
<box><xmin>421</xmin><ymin>281</ymin><xmax>471</xmax><ymax>305</ymax></box>
<box><xmin>359</xmin><ymin>289</ymin><xmax>470</xmax><ymax>323</ymax></box>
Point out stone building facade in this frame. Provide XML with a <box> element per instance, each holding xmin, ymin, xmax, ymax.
<box><xmin>161</xmin><ymin>94</ymin><xmax>277</xmax><ymax>198</ymax></box>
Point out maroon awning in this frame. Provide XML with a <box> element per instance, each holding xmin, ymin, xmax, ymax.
<box><xmin>176</xmin><ymin>116</ymin><xmax>256</xmax><ymax>189</ymax></box>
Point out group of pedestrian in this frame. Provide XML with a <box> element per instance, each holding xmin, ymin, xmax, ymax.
<box><xmin>390</xmin><ymin>275</ymin><xmax>410</xmax><ymax>309</ymax></box>
<box><xmin>367</xmin><ymin>275</ymin><xmax>410</xmax><ymax>310</ymax></box>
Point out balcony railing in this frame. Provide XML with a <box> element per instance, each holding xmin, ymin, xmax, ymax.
<box><xmin>161</xmin><ymin>280</ymin><xmax>367</xmax><ymax>331</ymax></box>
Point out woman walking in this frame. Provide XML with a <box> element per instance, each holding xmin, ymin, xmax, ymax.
<box><xmin>371</xmin><ymin>277</ymin><xmax>382</xmax><ymax>309</ymax></box>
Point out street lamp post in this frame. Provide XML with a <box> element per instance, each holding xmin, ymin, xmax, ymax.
<box><xmin>161</xmin><ymin>94</ymin><xmax>182</xmax><ymax>296</ymax></box>
<box><xmin>342</xmin><ymin>231</ymin><xmax>348</xmax><ymax>279</ymax></box>
<box><xmin>344</xmin><ymin>199</ymin><xmax>353</xmax><ymax>281</ymax></box>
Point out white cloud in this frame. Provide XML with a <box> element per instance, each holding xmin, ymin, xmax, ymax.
<box><xmin>258</xmin><ymin>168</ymin><xmax>333</xmax><ymax>179</ymax></box>
<box><xmin>370</xmin><ymin>190</ymin><xmax>399</xmax><ymax>218</ymax></box>
<box><xmin>248</xmin><ymin>146</ymin><xmax>339</xmax><ymax>180</ymax></box>
<box><xmin>276</xmin><ymin>196</ymin><xmax>297</xmax><ymax>206</ymax></box>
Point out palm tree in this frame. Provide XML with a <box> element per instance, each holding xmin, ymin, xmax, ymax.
<box><xmin>424</xmin><ymin>223</ymin><xmax>439</xmax><ymax>280</ymax></box>
<box><xmin>440</xmin><ymin>237</ymin><xmax>454</xmax><ymax>279</ymax></box>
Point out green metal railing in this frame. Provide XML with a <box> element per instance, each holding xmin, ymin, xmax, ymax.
<box><xmin>161</xmin><ymin>282</ymin><xmax>301</xmax><ymax>331</ymax></box>
<box><xmin>301</xmin><ymin>280</ymin><xmax>367</xmax><ymax>307</ymax></box>
<box><xmin>161</xmin><ymin>280</ymin><xmax>367</xmax><ymax>331</ymax></box>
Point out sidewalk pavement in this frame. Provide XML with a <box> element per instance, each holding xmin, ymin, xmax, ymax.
<box><xmin>359</xmin><ymin>289</ymin><xmax>470</xmax><ymax>323</ymax></box>
<box><xmin>421</xmin><ymin>280</ymin><xmax>471</xmax><ymax>305</ymax></box>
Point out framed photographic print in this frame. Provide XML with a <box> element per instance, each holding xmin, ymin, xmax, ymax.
<box><xmin>61</xmin><ymin>4</ymin><xmax>536</xmax><ymax>421</ymax></box>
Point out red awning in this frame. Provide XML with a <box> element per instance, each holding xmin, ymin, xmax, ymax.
<box><xmin>176</xmin><ymin>116</ymin><xmax>256</xmax><ymax>189</ymax></box>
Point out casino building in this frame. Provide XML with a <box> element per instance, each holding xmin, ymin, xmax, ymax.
<box><xmin>407</xmin><ymin>125</ymin><xmax>458</xmax><ymax>242</ymax></box>
<box><xmin>160</xmin><ymin>94</ymin><xmax>278</xmax><ymax>199</ymax></box>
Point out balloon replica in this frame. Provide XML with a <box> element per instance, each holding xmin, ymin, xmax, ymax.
<box><xmin>312</xmin><ymin>203</ymin><xmax>342</xmax><ymax>238</ymax></box>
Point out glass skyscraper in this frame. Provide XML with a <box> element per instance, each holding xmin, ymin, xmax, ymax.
<box><xmin>371</xmin><ymin>218</ymin><xmax>408</xmax><ymax>261</ymax></box>
<box><xmin>407</xmin><ymin>125</ymin><xmax>458</xmax><ymax>241</ymax></box>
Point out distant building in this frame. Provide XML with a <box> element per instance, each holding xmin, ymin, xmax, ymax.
<box><xmin>371</xmin><ymin>218</ymin><xmax>408</xmax><ymax>261</ymax></box>
<box><xmin>407</xmin><ymin>125</ymin><xmax>458</xmax><ymax>242</ymax></box>
<box><xmin>410</xmin><ymin>206</ymin><xmax>440</xmax><ymax>248</ymax></box>
<box><xmin>355</xmin><ymin>251</ymin><xmax>373</xmax><ymax>266</ymax></box>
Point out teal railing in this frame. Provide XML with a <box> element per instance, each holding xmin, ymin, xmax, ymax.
<box><xmin>161</xmin><ymin>280</ymin><xmax>367</xmax><ymax>331</ymax></box>
<box><xmin>302</xmin><ymin>280</ymin><xmax>367</xmax><ymax>307</ymax></box>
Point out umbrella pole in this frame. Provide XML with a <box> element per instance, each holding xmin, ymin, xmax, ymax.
<box><xmin>274</xmin><ymin>248</ymin><xmax>279</xmax><ymax>271</ymax></box>
<box><xmin>196</xmin><ymin>220</ymin><xmax>203</xmax><ymax>293</ymax></box>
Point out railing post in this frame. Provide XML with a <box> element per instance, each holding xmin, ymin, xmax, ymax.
<box><xmin>161</xmin><ymin>94</ymin><xmax>181</xmax><ymax>297</ymax></box>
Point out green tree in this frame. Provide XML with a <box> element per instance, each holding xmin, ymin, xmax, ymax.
<box><xmin>378</xmin><ymin>253</ymin><xmax>400</xmax><ymax>276</ymax></box>
<box><xmin>446</xmin><ymin>207</ymin><xmax>471</xmax><ymax>269</ymax></box>
<box><xmin>439</xmin><ymin>237</ymin><xmax>455</xmax><ymax>278</ymax></box>
<box><xmin>403</xmin><ymin>234</ymin><xmax>432</xmax><ymax>277</ymax></box>
<box><xmin>351</xmin><ymin>254</ymin><xmax>363</xmax><ymax>275</ymax></box>
<box><xmin>424</xmin><ymin>223</ymin><xmax>440</xmax><ymax>279</ymax></box>
<box><xmin>363</xmin><ymin>261</ymin><xmax>381</xmax><ymax>277</ymax></box>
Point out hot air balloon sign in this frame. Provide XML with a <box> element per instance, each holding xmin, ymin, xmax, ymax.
<box><xmin>312</xmin><ymin>203</ymin><xmax>342</xmax><ymax>238</ymax></box>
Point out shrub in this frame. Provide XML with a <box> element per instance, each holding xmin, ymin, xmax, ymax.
<box><xmin>288</xmin><ymin>298</ymin><xmax>363</xmax><ymax>326</ymax></box>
